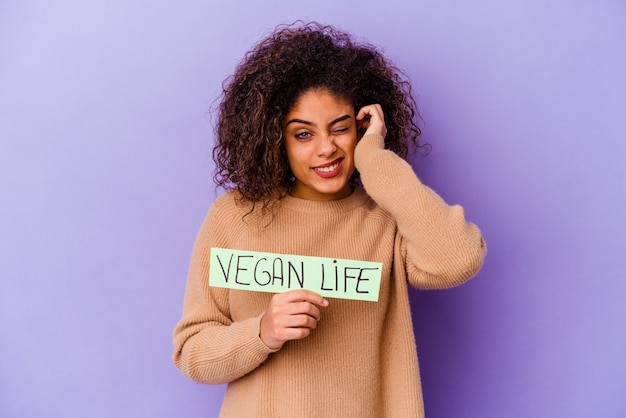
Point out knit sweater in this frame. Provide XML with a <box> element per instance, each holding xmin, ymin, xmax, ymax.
<box><xmin>172</xmin><ymin>134</ymin><xmax>487</xmax><ymax>417</ymax></box>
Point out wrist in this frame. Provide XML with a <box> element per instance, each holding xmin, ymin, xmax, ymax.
<box><xmin>358</xmin><ymin>133</ymin><xmax>385</xmax><ymax>149</ymax></box>
<box><xmin>259</xmin><ymin>314</ymin><xmax>284</xmax><ymax>350</ymax></box>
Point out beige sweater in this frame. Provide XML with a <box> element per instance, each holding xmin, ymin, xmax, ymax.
<box><xmin>173</xmin><ymin>134</ymin><xmax>486</xmax><ymax>417</ymax></box>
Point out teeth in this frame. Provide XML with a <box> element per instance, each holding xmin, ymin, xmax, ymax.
<box><xmin>315</xmin><ymin>162</ymin><xmax>340</xmax><ymax>173</ymax></box>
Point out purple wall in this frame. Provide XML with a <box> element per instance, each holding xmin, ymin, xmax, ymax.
<box><xmin>1</xmin><ymin>1</ymin><xmax>624</xmax><ymax>417</ymax></box>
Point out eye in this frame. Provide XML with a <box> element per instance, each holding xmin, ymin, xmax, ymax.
<box><xmin>295</xmin><ymin>131</ymin><xmax>312</xmax><ymax>140</ymax></box>
<box><xmin>332</xmin><ymin>127</ymin><xmax>350</xmax><ymax>134</ymax></box>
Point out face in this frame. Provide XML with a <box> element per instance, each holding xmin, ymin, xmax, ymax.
<box><xmin>283</xmin><ymin>89</ymin><xmax>357</xmax><ymax>201</ymax></box>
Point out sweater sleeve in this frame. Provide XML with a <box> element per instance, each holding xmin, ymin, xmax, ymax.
<box><xmin>354</xmin><ymin>134</ymin><xmax>487</xmax><ymax>289</ymax></box>
<box><xmin>172</xmin><ymin>198</ymin><xmax>278</xmax><ymax>384</ymax></box>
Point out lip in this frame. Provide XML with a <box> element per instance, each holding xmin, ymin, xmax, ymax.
<box><xmin>312</xmin><ymin>158</ymin><xmax>344</xmax><ymax>178</ymax></box>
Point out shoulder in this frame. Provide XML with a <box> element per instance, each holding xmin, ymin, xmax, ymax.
<box><xmin>198</xmin><ymin>191</ymin><xmax>243</xmax><ymax>236</ymax></box>
<box><xmin>353</xmin><ymin>187</ymin><xmax>396</xmax><ymax>226</ymax></box>
<box><xmin>209</xmin><ymin>190</ymin><xmax>252</xmax><ymax>218</ymax></box>
<box><xmin>210</xmin><ymin>190</ymin><xmax>238</xmax><ymax>211</ymax></box>
<box><xmin>207</xmin><ymin>190</ymin><xmax>274</xmax><ymax>232</ymax></box>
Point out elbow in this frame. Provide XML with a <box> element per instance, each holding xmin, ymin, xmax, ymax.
<box><xmin>172</xmin><ymin>324</ymin><xmax>234</xmax><ymax>385</ymax></box>
<box><xmin>173</xmin><ymin>350</ymin><xmax>232</xmax><ymax>385</ymax></box>
<box><xmin>444</xmin><ymin>236</ymin><xmax>487</xmax><ymax>287</ymax></box>
<box><xmin>410</xmin><ymin>236</ymin><xmax>487</xmax><ymax>290</ymax></box>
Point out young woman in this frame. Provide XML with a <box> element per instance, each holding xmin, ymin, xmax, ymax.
<box><xmin>173</xmin><ymin>22</ymin><xmax>486</xmax><ymax>417</ymax></box>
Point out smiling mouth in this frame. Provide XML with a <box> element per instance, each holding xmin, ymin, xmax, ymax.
<box><xmin>313</xmin><ymin>158</ymin><xmax>343</xmax><ymax>174</ymax></box>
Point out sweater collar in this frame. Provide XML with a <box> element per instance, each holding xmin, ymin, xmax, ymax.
<box><xmin>279</xmin><ymin>187</ymin><xmax>369</xmax><ymax>213</ymax></box>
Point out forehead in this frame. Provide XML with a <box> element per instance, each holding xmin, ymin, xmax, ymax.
<box><xmin>287</xmin><ymin>89</ymin><xmax>354</xmax><ymax>118</ymax></box>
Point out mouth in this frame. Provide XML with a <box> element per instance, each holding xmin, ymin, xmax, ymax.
<box><xmin>313</xmin><ymin>158</ymin><xmax>344</xmax><ymax>178</ymax></box>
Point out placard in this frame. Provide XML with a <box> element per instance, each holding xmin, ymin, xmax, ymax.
<box><xmin>209</xmin><ymin>247</ymin><xmax>382</xmax><ymax>302</ymax></box>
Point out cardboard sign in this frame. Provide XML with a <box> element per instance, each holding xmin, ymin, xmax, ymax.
<box><xmin>209</xmin><ymin>248</ymin><xmax>383</xmax><ymax>302</ymax></box>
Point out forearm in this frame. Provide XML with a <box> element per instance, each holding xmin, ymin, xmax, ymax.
<box><xmin>173</xmin><ymin>313</ymin><xmax>275</xmax><ymax>384</ymax></box>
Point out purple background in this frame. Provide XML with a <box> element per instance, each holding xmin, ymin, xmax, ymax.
<box><xmin>1</xmin><ymin>1</ymin><xmax>625</xmax><ymax>417</ymax></box>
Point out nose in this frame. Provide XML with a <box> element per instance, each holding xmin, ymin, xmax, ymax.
<box><xmin>317</xmin><ymin>134</ymin><xmax>337</xmax><ymax>157</ymax></box>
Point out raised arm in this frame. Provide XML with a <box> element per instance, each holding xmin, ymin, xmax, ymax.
<box><xmin>355</xmin><ymin>105</ymin><xmax>486</xmax><ymax>289</ymax></box>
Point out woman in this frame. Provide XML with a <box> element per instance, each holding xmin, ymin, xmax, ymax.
<box><xmin>173</xmin><ymin>22</ymin><xmax>486</xmax><ymax>417</ymax></box>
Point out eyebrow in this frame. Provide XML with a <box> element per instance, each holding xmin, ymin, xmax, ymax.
<box><xmin>285</xmin><ymin>114</ymin><xmax>352</xmax><ymax>127</ymax></box>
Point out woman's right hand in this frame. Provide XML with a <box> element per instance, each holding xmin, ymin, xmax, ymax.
<box><xmin>259</xmin><ymin>289</ymin><xmax>329</xmax><ymax>350</ymax></box>
<box><xmin>356</xmin><ymin>103</ymin><xmax>387</xmax><ymax>139</ymax></box>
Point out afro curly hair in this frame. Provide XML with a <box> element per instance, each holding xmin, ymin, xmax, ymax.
<box><xmin>213</xmin><ymin>21</ymin><xmax>428</xmax><ymax>210</ymax></box>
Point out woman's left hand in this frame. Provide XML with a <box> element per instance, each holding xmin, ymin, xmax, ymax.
<box><xmin>356</xmin><ymin>104</ymin><xmax>387</xmax><ymax>139</ymax></box>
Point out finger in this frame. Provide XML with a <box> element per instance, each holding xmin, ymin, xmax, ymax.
<box><xmin>280</xmin><ymin>289</ymin><xmax>329</xmax><ymax>307</ymax></box>
<box><xmin>356</xmin><ymin>107</ymin><xmax>383</xmax><ymax>132</ymax></box>
<box><xmin>357</xmin><ymin>113</ymin><xmax>370</xmax><ymax>131</ymax></box>
<box><xmin>279</xmin><ymin>327</ymin><xmax>313</xmax><ymax>341</ymax></box>
<box><xmin>357</xmin><ymin>104</ymin><xmax>387</xmax><ymax>138</ymax></box>
<box><xmin>356</xmin><ymin>106</ymin><xmax>371</xmax><ymax>121</ymax></box>
<box><xmin>268</xmin><ymin>300</ymin><xmax>320</xmax><ymax>319</ymax></box>
<box><xmin>288</xmin><ymin>301</ymin><xmax>321</xmax><ymax>321</ymax></box>
<box><xmin>262</xmin><ymin>308</ymin><xmax>313</xmax><ymax>329</ymax></box>
<box><xmin>284</xmin><ymin>313</ymin><xmax>320</xmax><ymax>329</ymax></box>
<box><xmin>357</xmin><ymin>104</ymin><xmax>382</xmax><ymax>119</ymax></box>
<box><xmin>261</xmin><ymin>321</ymin><xmax>313</xmax><ymax>348</ymax></box>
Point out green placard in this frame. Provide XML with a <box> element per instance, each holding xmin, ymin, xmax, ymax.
<box><xmin>209</xmin><ymin>247</ymin><xmax>383</xmax><ymax>302</ymax></box>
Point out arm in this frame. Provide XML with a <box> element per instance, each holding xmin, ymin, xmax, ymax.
<box><xmin>355</xmin><ymin>106</ymin><xmax>486</xmax><ymax>289</ymax></box>
<box><xmin>172</xmin><ymin>198</ymin><xmax>329</xmax><ymax>384</ymax></box>
<box><xmin>172</xmin><ymin>203</ymin><xmax>276</xmax><ymax>384</ymax></box>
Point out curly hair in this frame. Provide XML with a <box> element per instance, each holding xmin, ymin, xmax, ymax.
<box><xmin>213</xmin><ymin>21</ymin><xmax>428</xmax><ymax>210</ymax></box>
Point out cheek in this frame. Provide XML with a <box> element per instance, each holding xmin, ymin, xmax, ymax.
<box><xmin>285</xmin><ymin>141</ymin><xmax>308</xmax><ymax>169</ymax></box>
<box><xmin>339</xmin><ymin>135</ymin><xmax>358</xmax><ymax>154</ymax></box>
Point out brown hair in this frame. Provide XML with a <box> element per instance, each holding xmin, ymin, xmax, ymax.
<box><xmin>213</xmin><ymin>21</ymin><xmax>428</xmax><ymax>210</ymax></box>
